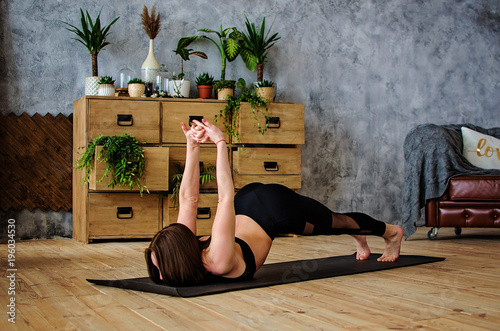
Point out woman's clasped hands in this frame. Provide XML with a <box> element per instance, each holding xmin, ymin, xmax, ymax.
<box><xmin>181</xmin><ymin>119</ymin><xmax>224</xmax><ymax>145</ymax></box>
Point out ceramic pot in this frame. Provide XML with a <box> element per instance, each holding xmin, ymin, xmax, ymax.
<box><xmin>169</xmin><ymin>80</ymin><xmax>191</xmax><ymax>98</ymax></box>
<box><xmin>217</xmin><ymin>88</ymin><xmax>234</xmax><ymax>100</ymax></box>
<box><xmin>128</xmin><ymin>83</ymin><xmax>145</xmax><ymax>98</ymax></box>
<box><xmin>97</xmin><ymin>84</ymin><xmax>116</xmax><ymax>96</ymax></box>
<box><xmin>197</xmin><ymin>85</ymin><xmax>213</xmax><ymax>99</ymax></box>
<box><xmin>256</xmin><ymin>87</ymin><xmax>275</xmax><ymax>102</ymax></box>
<box><xmin>85</xmin><ymin>76</ymin><xmax>101</xmax><ymax>96</ymax></box>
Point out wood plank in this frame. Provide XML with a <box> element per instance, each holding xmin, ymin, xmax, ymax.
<box><xmin>3</xmin><ymin>227</ymin><xmax>500</xmax><ymax>330</ymax></box>
<box><xmin>88</xmin><ymin>99</ymin><xmax>160</xmax><ymax>143</ymax></box>
<box><xmin>0</xmin><ymin>112</ymin><xmax>73</xmax><ymax>211</ymax></box>
<box><xmin>237</xmin><ymin>102</ymin><xmax>305</xmax><ymax>145</ymax></box>
<box><xmin>161</xmin><ymin>101</ymin><xmax>227</xmax><ymax>144</ymax></box>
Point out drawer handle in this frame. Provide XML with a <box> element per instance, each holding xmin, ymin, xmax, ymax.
<box><xmin>117</xmin><ymin>114</ymin><xmax>133</xmax><ymax>126</ymax></box>
<box><xmin>197</xmin><ymin>207</ymin><xmax>211</xmax><ymax>219</ymax></box>
<box><xmin>189</xmin><ymin>115</ymin><xmax>204</xmax><ymax>126</ymax></box>
<box><xmin>116</xmin><ymin>207</ymin><xmax>133</xmax><ymax>219</ymax></box>
<box><xmin>266</xmin><ymin>117</ymin><xmax>281</xmax><ymax>129</ymax></box>
<box><xmin>264</xmin><ymin>161</ymin><xmax>279</xmax><ymax>171</ymax></box>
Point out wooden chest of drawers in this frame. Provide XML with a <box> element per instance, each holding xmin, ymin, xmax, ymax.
<box><xmin>73</xmin><ymin>96</ymin><xmax>304</xmax><ymax>243</ymax></box>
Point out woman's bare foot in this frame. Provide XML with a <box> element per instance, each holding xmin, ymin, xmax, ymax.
<box><xmin>351</xmin><ymin>235</ymin><xmax>371</xmax><ymax>260</ymax></box>
<box><xmin>378</xmin><ymin>224</ymin><xmax>404</xmax><ymax>262</ymax></box>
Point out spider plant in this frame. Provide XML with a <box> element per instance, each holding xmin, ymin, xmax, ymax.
<box><xmin>240</xmin><ymin>16</ymin><xmax>280</xmax><ymax>82</ymax></box>
<box><xmin>62</xmin><ymin>8</ymin><xmax>119</xmax><ymax>77</ymax></box>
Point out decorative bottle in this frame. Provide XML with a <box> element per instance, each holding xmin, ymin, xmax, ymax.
<box><xmin>141</xmin><ymin>39</ymin><xmax>160</xmax><ymax>97</ymax></box>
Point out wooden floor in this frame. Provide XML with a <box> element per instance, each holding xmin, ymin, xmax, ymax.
<box><xmin>1</xmin><ymin>227</ymin><xmax>500</xmax><ymax>330</ymax></box>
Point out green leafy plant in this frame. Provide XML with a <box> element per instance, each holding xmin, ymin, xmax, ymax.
<box><xmin>255</xmin><ymin>79</ymin><xmax>275</xmax><ymax>88</ymax></box>
<box><xmin>128</xmin><ymin>78</ymin><xmax>145</xmax><ymax>85</ymax></box>
<box><xmin>195</xmin><ymin>72</ymin><xmax>214</xmax><ymax>86</ymax></box>
<box><xmin>240</xmin><ymin>16</ymin><xmax>280</xmax><ymax>82</ymax></box>
<box><xmin>170</xmin><ymin>162</ymin><xmax>216</xmax><ymax>209</ymax></box>
<box><xmin>62</xmin><ymin>8</ymin><xmax>120</xmax><ymax>77</ymax></box>
<box><xmin>213</xmin><ymin>80</ymin><xmax>236</xmax><ymax>91</ymax></box>
<box><xmin>195</xmin><ymin>26</ymin><xmax>243</xmax><ymax>81</ymax></box>
<box><xmin>216</xmin><ymin>78</ymin><xmax>270</xmax><ymax>143</ymax></box>
<box><xmin>173</xmin><ymin>36</ymin><xmax>208</xmax><ymax>77</ymax></box>
<box><xmin>98</xmin><ymin>76</ymin><xmax>115</xmax><ymax>85</ymax></box>
<box><xmin>76</xmin><ymin>134</ymin><xmax>148</xmax><ymax>195</ymax></box>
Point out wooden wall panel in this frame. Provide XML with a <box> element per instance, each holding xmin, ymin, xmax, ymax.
<box><xmin>0</xmin><ymin>113</ymin><xmax>73</xmax><ymax>211</ymax></box>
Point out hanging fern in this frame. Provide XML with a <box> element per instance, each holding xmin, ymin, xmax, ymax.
<box><xmin>76</xmin><ymin>134</ymin><xmax>149</xmax><ymax>195</ymax></box>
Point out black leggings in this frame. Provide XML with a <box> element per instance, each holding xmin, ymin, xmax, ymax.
<box><xmin>234</xmin><ymin>183</ymin><xmax>386</xmax><ymax>240</ymax></box>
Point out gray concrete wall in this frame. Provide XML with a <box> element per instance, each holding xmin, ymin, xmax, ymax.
<box><xmin>1</xmin><ymin>0</ymin><xmax>499</xmax><ymax>239</ymax></box>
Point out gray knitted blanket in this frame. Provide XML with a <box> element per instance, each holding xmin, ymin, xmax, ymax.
<box><xmin>402</xmin><ymin>123</ymin><xmax>500</xmax><ymax>238</ymax></box>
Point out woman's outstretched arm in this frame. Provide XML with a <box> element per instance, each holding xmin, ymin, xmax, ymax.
<box><xmin>191</xmin><ymin>119</ymin><xmax>237</xmax><ymax>275</ymax></box>
<box><xmin>176</xmin><ymin>122</ymin><xmax>202</xmax><ymax>235</ymax></box>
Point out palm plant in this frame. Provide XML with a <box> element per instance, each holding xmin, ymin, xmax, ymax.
<box><xmin>197</xmin><ymin>26</ymin><xmax>243</xmax><ymax>81</ymax></box>
<box><xmin>62</xmin><ymin>8</ymin><xmax>119</xmax><ymax>77</ymax></box>
<box><xmin>173</xmin><ymin>36</ymin><xmax>208</xmax><ymax>76</ymax></box>
<box><xmin>240</xmin><ymin>16</ymin><xmax>280</xmax><ymax>82</ymax></box>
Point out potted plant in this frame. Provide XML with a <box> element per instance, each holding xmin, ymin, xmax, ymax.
<box><xmin>196</xmin><ymin>72</ymin><xmax>214</xmax><ymax>99</ymax></box>
<box><xmin>128</xmin><ymin>78</ymin><xmax>145</xmax><ymax>97</ymax></box>
<box><xmin>216</xmin><ymin>78</ymin><xmax>270</xmax><ymax>143</ymax></box>
<box><xmin>192</xmin><ymin>25</ymin><xmax>242</xmax><ymax>82</ymax></box>
<box><xmin>254</xmin><ymin>79</ymin><xmax>275</xmax><ymax>103</ymax></box>
<box><xmin>240</xmin><ymin>16</ymin><xmax>280</xmax><ymax>83</ymax></box>
<box><xmin>172</xmin><ymin>36</ymin><xmax>208</xmax><ymax>98</ymax></box>
<box><xmin>76</xmin><ymin>134</ymin><xmax>148</xmax><ymax>195</ymax></box>
<box><xmin>213</xmin><ymin>80</ymin><xmax>236</xmax><ymax>100</ymax></box>
<box><xmin>62</xmin><ymin>8</ymin><xmax>119</xmax><ymax>95</ymax></box>
<box><xmin>97</xmin><ymin>76</ymin><xmax>116</xmax><ymax>96</ymax></box>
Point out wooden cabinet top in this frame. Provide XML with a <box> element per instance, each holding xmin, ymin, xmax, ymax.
<box><xmin>74</xmin><ymin>95</ymin><xmax>299</xmax><ymax>105</ymax></box>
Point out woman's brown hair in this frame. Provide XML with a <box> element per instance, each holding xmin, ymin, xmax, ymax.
<box><xmin>145</xmin><ymin>223</ymin><xmax>209</xmax><ymax>286</ymax></box>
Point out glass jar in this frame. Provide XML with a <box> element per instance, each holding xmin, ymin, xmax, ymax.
<box><xmin>154</xmin><ymin>64</ymin><xmax>171</xmax><ymax>96</ymax></box>
<box><xmin>118</xmin><ymin>65</ymin><xmax>134</xmax><ymax>88</ymax></box>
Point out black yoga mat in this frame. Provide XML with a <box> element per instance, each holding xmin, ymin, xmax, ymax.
<box><xmin>87</xmin><ymin>254</ymin><xmax>445</xmax><ymax>298</ymax></box>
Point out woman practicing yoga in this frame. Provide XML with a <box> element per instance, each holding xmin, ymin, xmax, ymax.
<box><xmin>146</xmin><ymin>119</ymin><xmax>404</xmax><ymax>286</ymax></box>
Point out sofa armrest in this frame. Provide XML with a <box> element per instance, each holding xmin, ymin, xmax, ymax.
<box><xmin>448</xmin><ymin>175</ymin><xmax>500</xmax><ymax>201</ymax></box>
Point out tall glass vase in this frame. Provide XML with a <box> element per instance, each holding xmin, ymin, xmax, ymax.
<box><xmin>141</xmin><ymin>39</ymin><xmax>160</xmax><ymax>97</ymax></box>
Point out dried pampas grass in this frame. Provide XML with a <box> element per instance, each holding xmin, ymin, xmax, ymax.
<box><xmin>141</xmin><ymin>4</ymin><xmax>161</xmax><ymax>39</ymax></box>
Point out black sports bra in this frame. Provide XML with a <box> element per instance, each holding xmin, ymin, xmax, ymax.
<box><xmin>204</xmin><ymin>237</ymin><xmax>256</xmax><ymax>282</ymax></box>
<box><xmin>233</xmin><ymin>237</ymin><xmax>257</xmax><ymax>281</ymax></box>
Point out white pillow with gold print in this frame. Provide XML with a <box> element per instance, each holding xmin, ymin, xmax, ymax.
<box><xmin>461</xmin><ymin>127</ymin><xmax>500</xmax><ymax>170</ymax></box>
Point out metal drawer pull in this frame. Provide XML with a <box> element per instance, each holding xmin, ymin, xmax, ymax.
<box><xmin>116</xmin><ymin>207</ymin><xmax>133</xmax><ymax>219</ymax></box>
<box><xmin>189</xmin><ymin>115</ymin><xmax>204</xmax><ymax>126</ymax></box>
<box><xmin>266</xmin><ymin>117</ymin><xmax>281</xmax><ymax>129</ymax></box>
<box><xmin>117</xmin><ymin>114</ymin><xmax>133</xmax><ymax>126</ymax></box>
<box><xmin>197</xmin><ymin>207</ymin><xmax>211</xmax><ymax>219</ymax></box>
<box><xmin>264</xmin><ymin>161</ymin><xmax>279</xmax><ymax>171</ymax></box>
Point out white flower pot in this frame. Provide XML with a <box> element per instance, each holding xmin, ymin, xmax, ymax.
<box><xmin>169</xmin><ymin>80</ymin><xmax>191</xmax><ymax>98</ymax></box>
<box><xmin>85</xmin><ymin>76</ymin><xmax>101</xmax><ymax>96</ymax></box>
<box><xmin>97</xmin><ymin>84</ymin><xmax>116</xmax><ymax>96</ymax></box>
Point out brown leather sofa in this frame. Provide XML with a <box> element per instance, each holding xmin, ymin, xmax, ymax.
<box><xmin>425</xmin><ymin>175</ymin><xmax>500</xmax><ymax>239</ymax></box>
